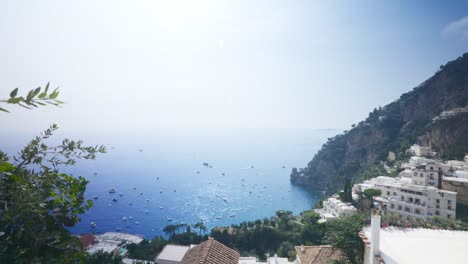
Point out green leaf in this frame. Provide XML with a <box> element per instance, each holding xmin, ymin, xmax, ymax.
<box><xmin>32</xmin><ymin>87</ymin><xmax>41</xmax><ymax>97</ymax></box>
<box><xmin>38</xmin><ymin>92</ymin><xmax>47</xmax><ymax>99</ymax></box>
<box><xmin>0</xmin><ymin>107</ymin><xmax>9</xmax><ymax>113</ymax></box>
<box><xmin>0</xmin><ymin>162</ymin><xmax>15</xmax><ymax>172</ymax></box>
<box><xmin>50</xmin><ymin>88</ymin><xmax>59</xmax><ymax>99</ymax></box>
<box><xmin>26</xmin><ymin>90</ymin><xmax>34</xmax><ymax>101</ymax></box>
<box><xmin>10</xmin><ymin>88</ymin><xmax>18</xmax><ymax>98</ymax></box>
<box><xmin>45</xmin><ymin>82</ymin><xmax>50</xmax><ymax>93</ymax></box>
<box><xmin>7</xmin><ymin>97</ymin><xmax>22</xmax><ymax>104</ymax></box>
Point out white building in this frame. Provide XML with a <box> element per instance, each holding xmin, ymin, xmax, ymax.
<box><xmin>86</xmin><ymin>232</ymin><xmax>143</xmax><ymax>256</ymax></box>
<box><xmin>361</xmin><ymin>211</ymin><xmax>468</xmax><ymax>264</ymax></box>
<box><xmin>156</xmin><ymin>244</ymin><xmax>193</xmax><ymax>264</ymax></box>
<box><xmin>465</xmin><ymin>154</ymin><xmax>468</xmax><ymax>171</ymax></box>
<box><xmin>401</xmin><ymin>156</ymin><xmax>433</xmax><ymax>169</ymax></box>
<box><xmin>314</xmin><ymin>195</ymin><xmax>357</xmax><ymax>221</ymax></box>
<box><xmin>354</xmin><ymin>176</ymin><xmax>456</xmax><ymax>220</ymax></box>
<box><xmin>408</xmin><ymin>144</ymin><xmax>432</xmax><ymax>157</ymax></box>
<box><xmin>410</xmin><ymin>162</ymin><xmax>442</xmax><ymax>187</ymax></box>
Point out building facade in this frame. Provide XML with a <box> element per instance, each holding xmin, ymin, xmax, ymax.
<box><xmin>315</xmin><ymin>196</ymin><xmax>357</xmax><ymax>221</ymax></box>
<box><xmin>355</xmin><ymin>176</ymin><xmax>456</xmax><ymax>220</ymax></box>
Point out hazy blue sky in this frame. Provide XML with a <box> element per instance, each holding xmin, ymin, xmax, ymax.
<box><xmin>1</xmin><ymin>0</ymin><xmax>468</xmax><ymax>134</ymax></box>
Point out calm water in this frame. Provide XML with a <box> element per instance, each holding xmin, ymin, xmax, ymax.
<box><xmin>2</xmin><ymin>129</ymin><xmax>338</xmax><ymax>238</ymax></box>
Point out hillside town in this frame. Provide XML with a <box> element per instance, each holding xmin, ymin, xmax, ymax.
<box><xmin>317</xmin><ymin>145</ymin><xmax>468</xmax><ymax>222</ymax></box>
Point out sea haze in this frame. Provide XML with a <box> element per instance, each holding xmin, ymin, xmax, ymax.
<box><xmin>2</xmin><ymin>129</ymin><xmax>340</xmax><ymax>238</ymax></box>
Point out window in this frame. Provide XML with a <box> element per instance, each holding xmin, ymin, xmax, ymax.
<box><xmin>436</xmin><ymin>199</ymin><xmax>440</xmax><ymax>204</ymax></box>
<box><xmin>436</xmin><ymin>205</ymin><xmax>440</xmax><ymax>209</ymax></box>
<box><xmin>405</xmin><ymin>207</ymin><xmax>411</xmax><ymax>212</ymax></box>
<box><xmin>387</xmin><ymin>191</ymin><xmax>390</xmax><ymax>196</ymax></box>
<box><xmin>448</xmin><ymin>205</ymin><xmax>452</xmax><ymax>210</ymax></box>
<box><xmin>401</xmin><ymin>196</ymin><xmax>404</xmax><ymax>201</ymax></box>
<box><xmin>415</xmin><ymin>209</ymin><xmax>421</xmax><ymax>214</ymax></box>
<box><xmin>430</xmin><ymin>167</ymin><xmax>434</xmax><ymax>170</ymax></box>
<box><xmin>393</xmin><ymin>192</ymin><xmax>397</xmax><ymax>196</ymax></box>
<box><xmin>435</xmin><ymin>210</ymin><xmax>440</xmax><ymax>216</ymax></box>
<box><xmin>398</xmin><ymin>205</ymin><xmax>402</xmax><ymax>210</ymax></box>
<box><xmin>448</xmin><ymin>215</ymin><xmax>452</xmax><ymax>219</ymax></box>
<box><xmin>448</xmin><ymin>200</ymin><xmax>452</xmax><ymax>205</ymax></box>
<box><xmin>415</xmin><ymin>198</ymin><xmax>420</xmax><ymax>204</ymax></box>
<box><xmin>409</xmin><ymin>197</ymin><xmax>414</xmax><ymax>203</ymax></box>
<box><xmin>390</xmin><ymin>204</ymin><xmax>395</xmax><ymax>209</ymax></box>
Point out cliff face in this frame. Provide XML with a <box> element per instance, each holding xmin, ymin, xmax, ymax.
<box><xmin>291</xmin><ymin>53</ymin><xmax>468</xmax><ymax>192</ymax></box>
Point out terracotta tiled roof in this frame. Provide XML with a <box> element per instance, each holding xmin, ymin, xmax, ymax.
<box><xmin>181</xmin><ymin>238</ymin><xmax>240</xmax><ymax>264</ymax></box>
<box><xmin>79</xmin><ymin>234</ymin><xmax>96</xmax><ymax>248</ymax></box>
<box><xmin>294</xmin><ymin>245</ymin><xmax>349</xmax><ymax>264</ymax></box>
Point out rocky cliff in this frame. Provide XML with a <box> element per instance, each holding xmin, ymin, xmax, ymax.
<box><xmin>291</xmin><ymin>53</ymin><xmax>468</xmax><ymax>192</ymax></box>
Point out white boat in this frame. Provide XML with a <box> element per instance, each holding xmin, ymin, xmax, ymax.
<box><xmin>123</xmin><ymin>217</ymin><xmax>127</xmax><ymax>221</ymax></box>
<box><xmin>128</xmin><ymin>202</ymin><xmax>133</xmax><ymax>205</ymax></box>
<box><xmin>108</xmin><ymin>204</ymin><xmax>112</xmax><ymax>207</ymax></box>
<box><xmin>229</xmin><ymin>214</ymin><xmax>236</xmax><ymax>217</ymax></box>
<box><xmin>145</xmin><ymin>210</ymin><xmax>149</xmax><ymax>214</ymax></box>
<box><xmin>135</xmin><ymin>221</ymin><xmax>140</xmax><ymax>225</ymax></box>
<box><xmin>93</xmin><ymin>196</ymin><xmax>98</xmax><ymax>199</ymax></box>
<box><xmin>118</xmin><ymin>193</ymin><xmax>124</xmax><ymax>197</ymax></box>
<box><xmin>129</xmin><ymin>216</ymin><xmax>133</xmax><ymax>220</ymax></box>
<box><xmin>159</xmin><ymin>206</ymin><xmax>164</xmax><ymax>209</ymax></box>
<box><xmin>112</xmin><ymin>198</ymin><xmax>117</xmax><ymax>202</ymax></box>
<box><xmin>109</xmin><ymin>188</ymin><xmax>116</xmax><ymax>193</ymax></box>
<box><xmin>115</xmin><ymin>227</ymin><xmax>121</xmax><ymax>231</ymax></box>
<box><xmin>223</xmin><ymin>198</ymin><xmax>228</xmax><ymax>203</ymax></box>
<box><xmin>90</xmin><ymin>222</ymin><xmax>96</xmax><ymax>228</ymax></box>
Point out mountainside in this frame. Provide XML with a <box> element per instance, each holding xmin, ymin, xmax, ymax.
<box><xmin>291</xmin><ymin>53</ymin><xmax>468</xmax><ymax>192</ymax></box>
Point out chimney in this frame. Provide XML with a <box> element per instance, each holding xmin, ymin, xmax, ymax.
<box><xmin>370</xmin><ymin>208</ymin><xmax>381</xmax><ymax>264</ymax></box>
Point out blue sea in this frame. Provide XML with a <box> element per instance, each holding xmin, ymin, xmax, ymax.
<box><xmin>2</xmin><ymin>129</ymin><xmax>339</xmax><ymax>238</ymax></box>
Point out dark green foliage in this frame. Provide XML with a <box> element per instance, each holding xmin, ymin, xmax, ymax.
<box><xmin>342</xmin><ymin>178</ymin><xmax>353</xmax><ymax>203</ymax></box>
<box><xmin>0</xmin><ymin>126</ymin><xmax>105</xmax><ymax>263</ymax></box>
<box><xmin>324</xmin><ymin>214</ymin><xmax>366</xmax><ymax>264</ymax></box>
<box><xmin>0</xmin><ymin>88</ymin><xmax>105</xmax><ymax>263</ymax></box>
<box><xmin>362</xmin><ymin>189</ymin><xmax>382</xmax><ymax>200</ymax></box>
<box><xmin>352</xmin><ymin>163</ymin><xmax>388</xmax><ymax>184</ymax></box>
<box><xmin>127</xmin><ymin>237</ymin><xmax>168</xmax><ymax>261</ymax></box>
<box><xmin>84</xmin><ymin>250</ymin><xmax>123</xmax><ymax>264</ymax></box>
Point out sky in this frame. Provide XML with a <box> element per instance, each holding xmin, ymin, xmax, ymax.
<box><xmin>1</xmin><ymin>0</ymin><xmax>468</xmax><ymax>135</ymax></box>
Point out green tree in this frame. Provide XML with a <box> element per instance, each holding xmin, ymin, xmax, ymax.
<box><xmin>0</xmin><ymin>86</ymin><xmax>105</xmax><ymax>263</ymax></box>
<box><xmin>342</xmin><ymin>177</ymin><xmax>353</xmax><ymax>203</ymax></box>
<box><xmin>325</xmin><ymin>214</ymin><xmax>365</xmax><ymax>264</ymax></box>
<box><xmin>363</xmin><ymin>188</ymin><xmax>382</xmax><ymax>200</ymax></box>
